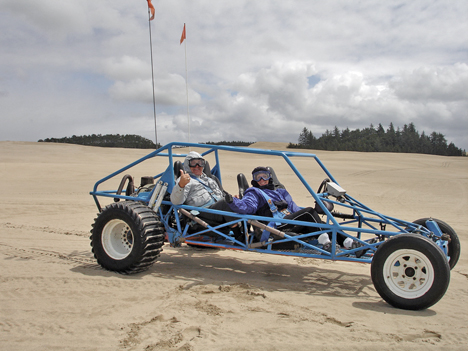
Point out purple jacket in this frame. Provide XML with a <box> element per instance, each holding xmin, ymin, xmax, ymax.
<box><xmin>228</xmin><ymin>187</ymin><xmax>301</xmax><ymax>218</ymax></box>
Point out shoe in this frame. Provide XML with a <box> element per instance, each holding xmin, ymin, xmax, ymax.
<box><xmin>231</xmin><ymin>226</ymin><xmax>245</xmax><ymax>244</ymax></box>
<box><xmin>323</xmin><ymin>242</ymin><xmax>342</xmax><ymax>254</ymax></box>
<box><xmin>368</xmin><ymin>237</ymin><xmax>379</xmax><ymax>244</ymax></box>
<box><xmin>351</xmin><ymin>241</ymin><xmax>366</xmax><ymax>258</ymax></box>
<box><xmin>272</xmin><ymin>232</ymin><xmax>302</xmax><ymax>250</ymax></box>
<box><xmin>253</xmin><ymin>227</ymin><xmax>263</xmax><ymax>242</ymax></box>
<box><xmin>352</xmin><ymin>237</ymin><xmax>379</xmax><ymax>258</ymax></box>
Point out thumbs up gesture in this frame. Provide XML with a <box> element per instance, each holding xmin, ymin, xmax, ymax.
<box><xmin>178</xmin><ymin>170</ymin><xmax>191</xmax><ymax>188</ymax></box>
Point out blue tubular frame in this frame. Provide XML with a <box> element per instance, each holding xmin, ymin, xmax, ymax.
<box><xmin>90</xmin><ymin>142</ymin><xmax>449</xmax><ymax>263</ymax></box>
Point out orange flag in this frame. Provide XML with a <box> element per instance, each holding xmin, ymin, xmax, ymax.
<box><xmin>180</xmin><ymin>24</ymin><xmax>186</xmax><ymax>44</ymax></box>
<box><xmin>147</xmin><ymin>0</ymin><xmax>155</xmax><ymax>20</ymax></box>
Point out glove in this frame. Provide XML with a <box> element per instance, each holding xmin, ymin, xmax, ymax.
<box><xmin>224</xmin><ymin>192</ymin><xmax>233</xmax><ymax>204</ymax></box>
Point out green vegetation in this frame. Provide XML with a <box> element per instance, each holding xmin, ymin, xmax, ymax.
<box><xmin>38</xmin><ymin>125</ymin><xmax>465</xmax><ymax>156</ymax></box>
<box><xmin>288</xmin><ymin>123</ymin><xmax>465</xmax><ymax>156</ymax></box>
<box><xmin>38</xmin><ymin>134</ymin><xmax>160</xmax><ymax>149</ymax></box>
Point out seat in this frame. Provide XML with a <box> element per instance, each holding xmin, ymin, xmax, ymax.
<box><xmin>203</xmin><ymin>161</ymin><xmax>223</xmax><ymax>191</ymax></box>
<box><xmin>237</xmin><ymin>173</ymin><xmax>249</xmax><ymax>199</ymax></box>
<box><xmin>236</xmin><ymin>166</ymin><xmax>284</xmax><ymax>198</ymax></box>
<box><xmin>174</xmin><ymin>160</ymin><xmax>183</xmax><ymax>178</ymax></box>
<box><xmin>266</xmin><ymin>166</ymin><xmax>285</xmax><ymax>189</ymax></box>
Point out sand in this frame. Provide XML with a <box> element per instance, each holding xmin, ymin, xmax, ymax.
<box><xmin>0</xmin><ymin>141</ymin><xmax>467</xmax><ymax>351</ymax></box>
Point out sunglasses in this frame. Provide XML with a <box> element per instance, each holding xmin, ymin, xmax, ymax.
<box><xmin>189</xmin><ymin>158</ymin><xmax>206</xmax><ymax>168</ymax></box>
<box><xmin>253</xmin><ymin>171</ymin><xmax>271</xmax><ymax>182</ymax></box>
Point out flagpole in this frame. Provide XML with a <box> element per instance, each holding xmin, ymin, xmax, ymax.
<box><xmin>147</xmin><ymin>7</ymin><xmax>158</xmax><ymax>148</ymax></box>
<box><xmin>183</xmin><ymin>23</ymin><xmax>190</xmax><ymax>144</ymax></box>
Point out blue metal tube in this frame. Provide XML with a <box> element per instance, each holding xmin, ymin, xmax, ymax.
<box><xmin>89</xmin><ymin>142</ymin><xmax>449</xmax><ymax>264</ymax></box>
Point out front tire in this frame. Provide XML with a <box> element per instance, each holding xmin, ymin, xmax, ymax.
<box><xmin>90</xmin><ymin>202</ymin><xmax>165</xmax><ymax>274</ymax></box>
<box><xmin>413</xmin><ymin>218</ymin><xmax>460</xmax><ymax>269</ymax></box>
<box><xmin>371</xmin><ymin>234</ymin><xmax>450</xmax><ymax>310</ymax></box>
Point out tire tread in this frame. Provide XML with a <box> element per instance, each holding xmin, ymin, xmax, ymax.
<box><xmin>90</xmin><ymin>201</ymin><xmax>165</xmax><ymax>274</ymax></box>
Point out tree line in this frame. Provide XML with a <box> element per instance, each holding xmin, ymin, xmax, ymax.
<box><xmin>288</xmin><ymin>123</ymin><xmax>465</xmax><ymax>156</ymax></box>
<box><xmin>38</xmin><ymin>134</ymin><xmax>160</xmax><ymax>149</ymax></box>
<box><xmin>38</xmin><ymin>125</ymin><xmax>465</xmax><ymax>156</ymax></box>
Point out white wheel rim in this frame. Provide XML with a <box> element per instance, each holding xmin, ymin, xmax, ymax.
<box><xmin>383</xmin><ymin>249</ymin><xmax>434</xmax><ymax>299</ymax></box>
<box><xmin>102</xmin><ymin>219</ymin><xmax>133</xmax><ymax>260</ymax></box>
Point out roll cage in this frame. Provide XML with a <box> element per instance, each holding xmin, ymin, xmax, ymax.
<box><xmin>90</xmin><ymin>142</ymin><xmax>449</xmax><ymax>263</ymax></box>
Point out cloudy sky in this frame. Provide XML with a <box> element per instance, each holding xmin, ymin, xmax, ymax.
<box><xmin>1</xmin><ymin>0</ymin><xmax>467</xmax><ymax>149</ymax></box>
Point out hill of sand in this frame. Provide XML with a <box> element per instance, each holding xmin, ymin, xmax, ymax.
<box><xmin>1</xmin><ymin>141</ymin><xmax>467</xmax><ymax>350</ymax></box>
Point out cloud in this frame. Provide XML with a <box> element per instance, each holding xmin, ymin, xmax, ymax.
<box><xmin>101</xmin><ymin>56</ymin><xmax>149</xmax><ymax>81</ymax></box>
<box><xmin>2</xmin><ymin>0</ymin><xmax>93</xmax><ymax>40</ymax></box>
<box><xmin>390</xmin><ymin>63</ymin><xmax>468</xmax><ymax>102</ymax></box>
<box><xmin>185</xmin><ymin>60</ymin><xmax>467</xmax><ymax>147</ymax></box>
<box><xmin>0</xmin><ymin>0</ymin><xmax>467</xmax><ymax>150</ymax></box>
<box><xmin>108</xmin><ymin>73</ymin><xmax>201</xmax><ymax>106</ymax></box>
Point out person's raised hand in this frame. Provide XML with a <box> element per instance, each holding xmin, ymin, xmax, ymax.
<box><xmin>178</xmin><ymin>170</ymin><xmax>191</xmax><ymax>188</ymax></box>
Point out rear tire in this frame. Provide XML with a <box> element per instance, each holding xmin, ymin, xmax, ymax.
<box><xmin>371</xmin><ymin>234</ymin><xmax>450</xmax><ymax>310</ymax></box>
<box><xmin>90</xmin><ymin>202</ymin><xmax>165</xmax><ymax>274</ymax></box>
<box><xmin>413</xmin><ymin>218</ymin><xmax>460</xmax><ymax>269</ymax></box>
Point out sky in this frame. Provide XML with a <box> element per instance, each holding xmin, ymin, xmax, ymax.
<box><xmin>1</xmin><ymin>0</ymin><xmax>467</xmax><ymax>150</ymax></box>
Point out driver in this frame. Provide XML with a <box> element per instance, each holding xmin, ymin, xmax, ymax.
<box><xmin>171</xmin><ymin>151</ymin><xmax>240</xmax><ymax>231</ymax></box>
<box><xmin>171</xmin><ymin>151</ymin><xmax>223</xmax><ymax>208</ymax></box>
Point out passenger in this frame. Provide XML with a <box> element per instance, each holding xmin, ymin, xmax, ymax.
<box><xmin>225</xmin><ymin>166</ymin><xmax>342</xmax><ymax>250</ymax></box>
<box><xmin>171</xmin><ymin>151</ymin><xmax>239</xmax><ymax>230</ymax></box>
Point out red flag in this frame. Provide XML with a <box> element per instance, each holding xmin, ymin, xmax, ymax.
<box><xmin>147</xmin><ymin>0</ymin><xmax>155</xmax><ymax>21</ymax></box>
<box><xmin>180</xmin><ymin>24</ymin><xmax>186</xmax><ymax>44</ymax></box>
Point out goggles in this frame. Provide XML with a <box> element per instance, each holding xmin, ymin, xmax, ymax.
<box><xmin>253</xmin><ymin>170</ymin><xmax>271</xmax><ymax>182</ymax></box>
<box><xmin>188</xmin><ymin>158</ymin><xmax>206</xmax><ymax>168</ymax></box>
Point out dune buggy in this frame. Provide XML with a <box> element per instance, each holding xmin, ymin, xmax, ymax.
<box><xmin>90</xmin><ymin>142</ymin><xmax>460</xmax><ymax>310</ymax></box>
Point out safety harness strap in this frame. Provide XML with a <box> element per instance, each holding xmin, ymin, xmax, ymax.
<box><xmin>190</xmin><ymin>174</ymin><xmax>220</xmax><ymax>206</ymax></box>
<box><xmin>251</xmin><ymin>188</ymin><xmax>289</xmax><ymax>241</ymax></box>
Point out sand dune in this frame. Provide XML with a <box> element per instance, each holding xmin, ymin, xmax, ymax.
<box><xmin>1</xmin><ymin>141</ymin><xmax>467</xmax><ymax>350</ymax></box>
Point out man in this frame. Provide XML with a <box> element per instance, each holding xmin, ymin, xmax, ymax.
<box><xmin>170</xmin><ymin>151</ymin><xmax>238</xmax><ymax>227</ymax></box>
<box><xmin>171</xmin><ymin>151</ymin><xmax>223</xmax><ymax>207</ymax></box>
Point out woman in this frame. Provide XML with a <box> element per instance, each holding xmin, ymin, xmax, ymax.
<box><xmin>225</xmin><ymin>167</ymin><xmax>323</xmax><ymax>243</ymax></box>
